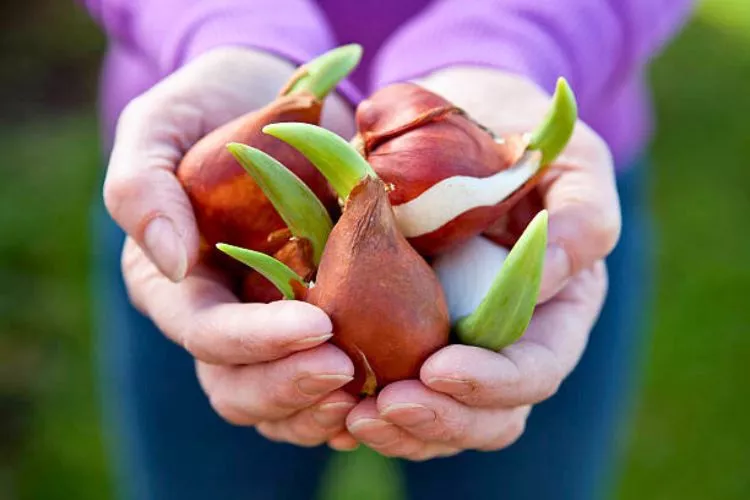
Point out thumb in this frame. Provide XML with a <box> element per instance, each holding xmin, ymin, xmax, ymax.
<box><xmin>103</xmin><ymin>93</ymin><xmax>203</xmax><ymax>282</ymax></box>
<box><xmin>537</xmin><ymin>122</ymin><xmax>622</xmax><ymax>302</ymax></box>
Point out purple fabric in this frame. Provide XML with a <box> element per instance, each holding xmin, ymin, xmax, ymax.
<box><xmin>82</xmin><ymin>0</ymin><xmax>694</xmax><ymax>165</ymax></box>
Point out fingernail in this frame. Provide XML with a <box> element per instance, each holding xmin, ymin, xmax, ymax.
<box><xmin>313</xmin><ymin>402</ymin><xmax>356</xmax><ymax>427</ymax></box>
<box><xmin>297</xmin><ymin>374</ymin><xmax>353</xmax><ymax>396</ymax></box>
<box><xmin>427</xmin><ymin>377</ymin><xmax>475</xmax><ymax>395</ymax></box>
<box><xmin>348</xmin><ymin>419</ymin><xmax>400</xmax><ymax>446</ymax></box>
<box><xmin>539</xmin><ymin>243</ymin><xmax>570</xmax><ymax>302</ymax></box>
<box><xmin>286</xmin><ymin>333</ymin><xmax>333</xmax><ymax>351</ymax></box>
<box><xmin>381</xmin><ymin>403</ymin><xmax>436</xmax><ymax>426</ymax></box>
<box><xmin>143</xmin><ymin>216</ymin><xmax>188</xmax><ymax>281</ymax></box>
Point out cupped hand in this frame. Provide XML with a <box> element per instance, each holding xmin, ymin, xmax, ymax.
<box><xmin>345</xmin><ymin>67</ymin><xmax>619</xmax><ymax>459</ymax></box>
<box><xmin>107</xmin><ymin>47</ymin><xmax>357</xmax><ymax>447</ymax></box>
<box><xmin>347</xmin><ymin>261</ymin><xmax>607</xmax><ymax>460</ymax></box>
<box><xmin>104</xmin><ymin>47</ymin><xmax>354</xmax><ymax>281</ymax></box>
<box><xmin>422</xmin><ymin>67</ymin><xmax>621</xmax><ymax>302</ymax></box>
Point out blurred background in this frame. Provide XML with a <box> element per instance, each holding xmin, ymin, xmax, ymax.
<box><xmin>0</xmin><ymin>1</ymin><xmax>748</xmax><ymax>499</ymax></box>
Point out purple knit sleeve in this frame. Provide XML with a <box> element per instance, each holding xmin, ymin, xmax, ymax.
<box><xmin>371</xmin><ymin>0</ymin><xmax>695</xmax><ymax>107</ymax></box>
<box><xmin>82</xmin><ymin>0</ymin><xmax>336</xmax><ymax>71</ymax></box>
<box><xmin>81</xmin><ymin>0</ymin><xmax>363</xmax><ymax>102</ymax></box>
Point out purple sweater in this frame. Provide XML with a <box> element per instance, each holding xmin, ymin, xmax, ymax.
<box><xmin>83</xmin><ymin>0</ymin><xmax>693</xmax><ymax>166</ymax></box>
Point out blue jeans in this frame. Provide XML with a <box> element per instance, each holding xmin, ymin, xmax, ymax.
<box><xmin>92</xmin><ymin>158</ymin><xmax>652</xmax><ymax>500</ymax></box>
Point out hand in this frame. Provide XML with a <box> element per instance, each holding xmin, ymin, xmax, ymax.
<box><xmin>106</xmin><ymin>47</ymin><xmax>357</xmax><ymax>447</ymax></box>
<box><xmin>344</xmin><ymin>68</ymin><xmax>619</xmax><ymax>459</ymax></box>
<box><xmin>346</xmin><ymin>262</ymin><xmax>606</xmax><ymax>460</ymax></box>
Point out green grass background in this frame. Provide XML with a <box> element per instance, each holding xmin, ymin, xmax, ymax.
<box><xmin>0</xmin><ymin>1</ymin><xmax>748</xmax><ymax>498</ymax></box>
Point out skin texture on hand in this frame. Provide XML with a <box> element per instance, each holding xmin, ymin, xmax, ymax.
<box><xmin>343</xmin><ymin>67</ymin><xmax>620</xmax><ymax>459</ymax></box>
<box><xmin>107</xmin><ymin>47</ymin><xmax>358</xmax><ymax>449</ymax></box>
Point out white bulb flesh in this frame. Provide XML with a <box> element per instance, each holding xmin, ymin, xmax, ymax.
<box><xmin>432</xmin><ymin>236</ymin><xmax>510</xmax><ymax>323</ymax></box>
<box><xmin>392</xmin><ymin>150</ymin><xmax>541</xmax><ymax>238</ymax></box>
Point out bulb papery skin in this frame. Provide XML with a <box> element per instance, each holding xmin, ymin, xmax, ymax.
<box><xmin>306</xmin><ymin>176</ymin><xmax>451</xmax><ymax>396</ymax></box>
<box><xmin>391</xmin><ymin>150</ymin><xmax>542</xmax><ymax>240</ymax></box>
<box><xmin>177</xmin><ymin>94</ymin><xmax>337</xmax><ymax>269</ymax></box>
<box><xmin>354</xmin><ymin>82</ymin><xmax>541</xmax><ymax>256</ymax></box>
<box><xmin>240</xmin><ymin>238</ymin><xmax>315</xmax><ymax>303</ymax></box>
<box><xmin>482</xmin><ymin>188</ymin><xmax>545</xmax><ymax>249</ymax></box>
<box><xmin>432</xmin><ymin>236</ymin><xmax>510</xmax><ymax>323</ymax></box>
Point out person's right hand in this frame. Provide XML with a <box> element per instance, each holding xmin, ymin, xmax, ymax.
<box><xmin>105</xmin><ymin>47</ymin><xmax>360</xmax><ymax>449</ymax></box>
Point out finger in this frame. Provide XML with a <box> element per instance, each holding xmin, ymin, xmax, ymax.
<box><xmin>254</xmin><ymin>391</ymin><xmax>357</xmax><ymax>447</ymax></box>
<box><xmin>405</xmin><ymin>445</ymin><xmax>462</xmax><ymax>461</ymax></box>
<box><xmin>197</xmin><ymin>344</ymin><xmax>354</xmax><ymax>425</ymax></box>
<box><xmin>423</xmin><ymin>261</ymin><xmax>608</xmax><ymax>407</ymax></box>
<box><xmin>537</xmin><ymin>121</ymin><xmax>620</xmax><ymax>301</ymax></box>
<box><xmin>377</xmin><ymin>380</ymin><xmax>530</xmax><ymax>450</ymax></box>
<box><xmin>122</xmin><ymin>238</ymin><xmax>332</xmax><ymax>364</ymax></box>
<box><xmin>327</xmin><ymin>431</ymin><xmax>360</xmax><ymax>452</ymax></box>
<box><xmin>346</xmin><ymin>399</ymin><xmax>459</xmax><ymax>460</ymax></box>
<box><xmin>103</xmin><ymin>89</ymin><xmax>205</xmax><ymax>282</ymax></box>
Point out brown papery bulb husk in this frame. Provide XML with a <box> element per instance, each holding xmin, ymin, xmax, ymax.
<box><xmin>241</xmin><ymin>237</ymin><xmax>316</xmax><ymax>303</ymax></box>
<box><xmin>177</xmin><ymin>93</ymin><xmax>337</xmax><ymax>275</ymax></box>
<box><xmin>482</xmin><ymin>188</ymin><xmax>546</xmax><ymax>249</ymax></box>
<box><xmin>355</xmin><ymin>82</ymin><xmax>541</xmax><ymax>256</ymax></box>
<box><xmin>307</xmin><ymin>177</ymin><xmax>451</xmax><ymax>397</ymax></box>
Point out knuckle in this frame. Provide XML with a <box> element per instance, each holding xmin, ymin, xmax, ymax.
<box><xmin>591</xmin><ymin>261</ymin><xmax>610</xmax><ymax>297</ymax></box>
<box><xmin>480</xmin><ymin>417</ymin><xmax>527</xmax><ymax>451</ymax></box>
<box><xmin>376</xmin><ymin>447</ymin><xmax>410</xmax><ymax>459</ymax></box>
<box><xmin>117</xmin><ymin>96</ymin><xmax>154</xmax><ymax>133</ymax></box>
<box><xmin>209</xmin><ymin>392</ymin><xmax>257</xmax><ymax>426</ymax></box>
<box><xmin>236</xmin><ymin>328</ymin><xmax>284</xmax><ymax>361</ymax></box>
<box><xmin>103</xmin><ymin>171</ymin><xmax>145</xmax><ymax>221</ymax></box>
<box><xmin>538</xmin><ymin>378</ymin><xmax>562</xmax><ymax>402</ymax></box>
<box><xmin>405</xmin><ymin>452</ymin><xmax>434</xmax><ymax>462</ymax></box>
<box><xmin>432</xmin><ymin>414</ymin><xmax>469</xmax><ymax>444</ymax></box>
<box><xmin>537</xmin><ymin>365</ymin><xmax>563</xmax><ymax>401</ymax></box>
<box><xmin>255</xmin><ymin>423</ymin><xmax>285</xmax><ymax>443</ymax></box>
<box><xmin>590</xmin><ymin>209</ymin><xmax>622</xmax><ymax>256</ymax></box>
<box><xmin>501</xmin><ymin>416</ymin><xmax>527</xmax><ymax>447</ymax></box>
<box><xmin>287</xmin><ymin>421</ymin><xmax>329</xmax><ymax>447</ymax></box>
<box><xmin>267</xmin><ymin>376</ymin><xmax>311</xmax><ymax>413</ymax></box>
<box><xmin>371</xmin><ymin>438</ymin><xmax>419</xmax><ymax>458</ymax></box>
<box><xmin>290</xmin><ymin>437</ymin><xmax>325</xmax><ymax>448</ymax></box>
<box><xmin>406</xmin><ymin>445</ymin><xmax>452</xmax><ymax>461</ymax></box>
<box><xmin>561</xmin><ymin>201</ymin><xmax>621</xmax><ymax>268</ymax></box>
<box><xmin>182</xmin><ymin>316</ymin><xmax>216</xmax><ymax>362</ymax></box>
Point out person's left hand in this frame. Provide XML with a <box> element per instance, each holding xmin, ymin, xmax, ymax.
<box><xmin>345</xmin><ymin>261</ymin><xmax>606</xmax><ymax>459</ymax></box>
<box><xmin>342</xmin><ymin>67</ymin><xmax>618</xmax><ymax>459</ymax></box>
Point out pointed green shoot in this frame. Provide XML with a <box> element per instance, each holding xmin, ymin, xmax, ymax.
<box><xmin>283</xmin><ymin>44</ymin><xmax>363</xmax><ymax>100</ymax></box>
<box><xmin>226</xmin><ymin>143</ymin><xmax>332</xmax><ymax>265</ymax></box>
<box><xmin>263</xmin><ymin>122</ymin><xmax>377</xmax><ymax>200</ymax></box>
<box><xmin>216</xmin><ymin>243</ymin><xmax>307</xmax><ymax>300</ymax></box>
<box><xmin>527</xmin><ymin>78</ymin><xmax>578</xmax><ymax>165</ymax></box>
<box><xmin>456</xmin><ymin>210</ymin><xmax>548</xmax><ymax>351</ymax></box>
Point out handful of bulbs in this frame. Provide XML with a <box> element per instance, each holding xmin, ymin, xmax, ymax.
<box><xmin>177</xmin><ymin>44</ymin><xmax>578</xmax><ymax>397</ymax></box>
